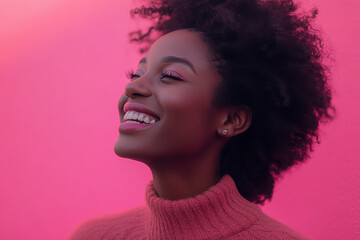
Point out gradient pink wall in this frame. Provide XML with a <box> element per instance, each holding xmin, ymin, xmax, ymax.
<box><xmin>0</xmin><ymin>0</ymin><xmax>359</xmax><ymax>239</ymax></box>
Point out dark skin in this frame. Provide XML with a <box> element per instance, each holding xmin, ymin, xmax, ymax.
<box><xmin>114</xmin><ymin>29</ymin><xmax>252</xmax><ymax>200</ymax></box>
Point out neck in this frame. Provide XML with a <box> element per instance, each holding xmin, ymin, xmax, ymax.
<box><xmin>151</xmin><ymin>168</ymin><xmax>221</xmax><ymax>200</ymax></box>
<box><xmin>149</xmin><ymin>144</ymin><xmax>222</xmax><ymax>200</ymax></box>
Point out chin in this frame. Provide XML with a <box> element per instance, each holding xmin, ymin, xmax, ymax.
<box><xmin>114</xmin><ymin>140</ymin><xmax>147</xmax><ymax>162</ymax></box>
<box><xmin>113</xmin><ymin>140</ymin><xmax>132</xmax><ymax>158</ymax></box>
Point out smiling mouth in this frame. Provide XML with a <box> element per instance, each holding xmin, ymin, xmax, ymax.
<box><xmin>119</xmin><ymin>110</ymin><xmax>160</xmax><ymax>134</ymax></box>
<box><xmin>123</xmin><ymin>110</ymin><xmax>159</xmax><ymax>124</ymax></box>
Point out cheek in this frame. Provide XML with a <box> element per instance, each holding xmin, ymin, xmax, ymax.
<box><xmin>158</xmin><ymin>88</ymin><xmax>214</xmax><ymax>140</ymax></box>
<box><xmin>160</xmin><ymin>87</ymin><xmax>209</xmax><ymax>118</ymax></box>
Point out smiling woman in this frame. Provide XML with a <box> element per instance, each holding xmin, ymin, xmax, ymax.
<box><xmin>115</xmin><ymin>30</ymin><xmax>230</xmax><ymax>180</ymax></box>
<box><xmin>69</xmin><ymin>0</ymin><xmax>335</xmax><ymax>239</ymax></box>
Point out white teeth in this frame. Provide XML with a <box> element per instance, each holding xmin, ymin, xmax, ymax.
<box><xmin>143</xmin><ymin>116</ymin><xmax>150</xmax><ymax>123</ymax></box>
<box><xmin>138</xmin><ymin>113</ymin><xmax>144</xmax><ymax>122</ymax></box>
<box><xmin>133</xmin><ymin>112</ymin><xmax>139</xmax><ymax>120</ymax></box>
<box><xmin>124</xmin><ymin>110</ymin><xmax>158</xmax><ymax>124</ymax></box>
<box><xmin>128</xmin><ymin>111</ymin><xmax>134</xmax><ymax>119</ymax></box>
<box><xmin>126</xmin><ymin>120</ymin><xmax>140</xmax><ymax>124</ymax></box>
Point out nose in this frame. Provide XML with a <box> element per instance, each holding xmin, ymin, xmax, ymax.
<box><xmin>124</xmin><ymin>76</ymin><xmax>152</xmax><ymax>98</ymax></box>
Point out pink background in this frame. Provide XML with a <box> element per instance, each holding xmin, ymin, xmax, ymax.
<box><xmin>0</xmin><ymin>0</ymin><xmax>359</xmax><ymax>239</ymax></box>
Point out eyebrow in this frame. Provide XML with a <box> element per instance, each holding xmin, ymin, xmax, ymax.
<box><xmin>138</xmin><ymin>56</ymin><xmax>197</xmax><ymax>74</ymax></box>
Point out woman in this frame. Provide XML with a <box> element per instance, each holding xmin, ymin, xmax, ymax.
<box><xmin>70</xmin><ymin>0</ymin><xmax>335</xmax><ymax>239</ymax></box>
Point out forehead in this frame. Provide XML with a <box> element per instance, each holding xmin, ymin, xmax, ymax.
<box><xmin>144</xmin><ymin>29</ymin><xmax>212</xmax><ymax>68</ymax></box>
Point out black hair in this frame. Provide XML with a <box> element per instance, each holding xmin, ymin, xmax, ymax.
<box><xmin>128</xmin><ymin>0</ymin><xmax>336</xmax><ymax>205</ymax></box>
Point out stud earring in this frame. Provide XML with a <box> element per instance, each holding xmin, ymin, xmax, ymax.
<box><xmin>221</xmin><ymin>129</ymin><xmax>228</xmax><ymax>136</ymax></box>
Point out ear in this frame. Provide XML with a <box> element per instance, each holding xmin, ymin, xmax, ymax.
<box><xmin>217</xmin><ymin>106</ymin><xmax>252</xmax><ymax>137</ymax></box>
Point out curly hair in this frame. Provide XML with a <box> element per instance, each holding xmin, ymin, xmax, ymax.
<box><xmin>128</xmin><ymin>0</ymin><xmax>336</xmax><ymax>205</ymax></box>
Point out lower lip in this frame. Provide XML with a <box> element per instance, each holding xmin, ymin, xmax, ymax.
<box><xmin>119</xmin><ymin>121</ymin><xmax>157</xmax><ymax>132</ymax></box>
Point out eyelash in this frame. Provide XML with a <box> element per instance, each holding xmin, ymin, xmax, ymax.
<box><xmin>126</xmin><ymin>70</ymin><xmax>183</xmax><ymax>81</ymax></box>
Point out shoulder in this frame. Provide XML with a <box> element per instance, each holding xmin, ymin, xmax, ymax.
<box><xmin>68</xmin><ymin>205</ymin><xmax>148</xmax><ymax>240</ymax></box>
<box><xmin>246</xmin><ymin>213</ymin><xmax>309</xmax><ymax>240</ymax></box>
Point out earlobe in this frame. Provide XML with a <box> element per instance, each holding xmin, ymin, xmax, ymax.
<box><xmin>217</xmin><ymin>128</ymin><xmax>229</xmax><ymax>136</ymax></box>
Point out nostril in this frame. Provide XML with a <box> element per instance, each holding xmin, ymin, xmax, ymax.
<box><xmin>125</xmin><ymin>92</ymin><xmax>148</xmax><ymax>98</ymax></box>
<box><xmin>124</xmin><ymin>81</ymin><xmax>152</xmax><ymax>98</ymax></box>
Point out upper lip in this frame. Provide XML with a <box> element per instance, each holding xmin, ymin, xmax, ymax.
<box><xmin>123</xmin><ymin>102</ymin><xmax>160</xmax><ymax>121</ymax></box>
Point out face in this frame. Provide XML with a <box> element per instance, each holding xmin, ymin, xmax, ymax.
<box><xmin>114</xmin><ymin>29</ymin><xmax>224</xmax><ymax>167</ymax></box>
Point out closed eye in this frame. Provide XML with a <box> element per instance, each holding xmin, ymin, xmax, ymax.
<box><xmin>126</xmin><ymin>70</ymin><xmax>140</xmax><ymax>80</ymax></box>
<box><xmin>160</xmin><ymin>70</ymin><xmax>184</xmax><ymax>81</ymax></box>
<box><xmin>126</xmin><ymin>70</ymin><xmax>184</xmax><ymax>81</ymax></box>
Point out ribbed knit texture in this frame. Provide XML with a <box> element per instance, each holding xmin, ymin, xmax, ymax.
<box><xmin>69</xmin><ymin>174</ymin><xmax>309</xmax><ymax>240</ymax></box>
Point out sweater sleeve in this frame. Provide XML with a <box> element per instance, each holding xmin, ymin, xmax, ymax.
<box><xmin>68</xmin><ymin>217</ymin><xmax>109</xmax><ymax>240</ymax></box>
<box><xmin>246</xmin><ymin>214</ymin><xmax>310</xmax><ymax>240</ymax></box>
<box><xmin>67</xmin><ymin>206</ymin><xmax>148</xmax><ymax>240</ymax></box>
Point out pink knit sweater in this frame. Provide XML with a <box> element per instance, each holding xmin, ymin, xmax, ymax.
<box><xmin>69</xmin><ymin>174</ymin><xmax>309</xmax><ymax>239</ymax></box>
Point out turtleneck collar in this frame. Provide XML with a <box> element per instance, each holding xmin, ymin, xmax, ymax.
<box><xmin>144</xmin><ymin>174</ymin><xmax>263</xmax><ymax>240</ymax></box>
